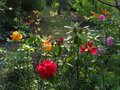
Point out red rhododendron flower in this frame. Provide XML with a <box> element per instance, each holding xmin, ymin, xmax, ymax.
<box><xmin>80</xmin><ymin>45</ymin><xmax>86</xmax><ymax>53</ymax></box>
<box><xmin>36</xmin><ymin>60</ymin><xmax>57</xmax><ymax>79</ymax></box>
<box><xmin>80</xmin><ymin>41</ymin><xmax>97</xmax><ymax>55</ymax></box>
<box><xmin>56</xmin><ymin>37</ymin><xmax>64</xmax><ymax>45</ymax></box>
<box><xmin>86</xmin><ymin>41</ymin><xmax>93</xmax><ymax>48</ymax></box>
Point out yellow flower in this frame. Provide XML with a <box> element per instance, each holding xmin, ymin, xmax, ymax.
<box><xmin>11</xmin><ymin>31</ymin><xmax>23</xmax><ymax>41</ymax></box>
<box><xmin>42</xmin><ymin>40</ymin><xmax>52</xmax><ymax>52</ymax></box>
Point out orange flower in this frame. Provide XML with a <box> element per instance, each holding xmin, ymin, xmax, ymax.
<box><xmin>25</xmin><ymin>20</ymin><xmax>35</xmax><ymax>25</ymax></box>
<box><xmin>102</xmin><ymin>9</ymin><xmax>107</xmax><ymax>15</ymax></box>
<box><xmin>11</xmin><ymin>31</ymin><xmax>23</xmax><ymax>41</ymax></box>
<box><xmin>48</xmin><ymin>35</ymin><xmax>54</xmax><ymax>39</ymax></box>
<box><xmin>42</xmin><ymin>40</ymin><xmax>52</xmax><ymax>52</ymax></box>
<box><xmin>92</xmin><ymin>12</ymin><xmax>99</xmax><ymax>18</ymax></box>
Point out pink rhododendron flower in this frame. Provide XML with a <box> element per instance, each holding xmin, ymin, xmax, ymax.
<box><xmin>106</xmin><ymin>36</ymin><xmax>114</xmax><ymax>46</ymax></box>
<box><xmin>99</xmin><ymin>15</ymin><xmax>106</xmax><ymax>21</ymax></box>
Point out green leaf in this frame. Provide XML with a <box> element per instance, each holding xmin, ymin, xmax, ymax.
<box><xmin>66</xmin><ymin>55</ymin><xmax>76</xmax><ymax>63</ymax></box>
<box><xmin>26</xmin><ymin>37</ymin><xmax>35</xmax><ymax>44</ymax></box>
<box><xmin>51</xmin><ymin>46</ymin><xmax>58</xmax><ymax>56</ymax></box>
<box><xmin>77</xmin><ymin>32</ymin><xmax>85</xmax><ymax>40</ymax></box>
<box><xmin>57</xmin><ymin>46</ymin><xmax>63</xmax><ymax>56</ymax></box>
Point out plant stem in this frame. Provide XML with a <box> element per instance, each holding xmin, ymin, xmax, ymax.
<box><xmin>102</xmin><ymin>61</ymin><xmax>105</xmax><ymax>90</ymax></box>
<box><xmin>83</xmin><ymin>54</ymin><xmax>89</xmax><ymax>89</ymax></box>
<box><xmin>38</xmin><ymin>79</ymin><xmax>43</xmax><ymax>90</ymax></box>
<box><xmin>76</xmin><ymin>49</ymin><xmax>80</xmax><ymax>90</ymax></box>
<box><xmin>76</xmin><ymin>59</ymin><xmax>80</xmax><ymax>90</ymax></box>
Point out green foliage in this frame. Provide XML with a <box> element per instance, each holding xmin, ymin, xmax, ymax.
<box><xmin>22</xmin><ymin>0</ymin><xmax>45</xmax><ymax>11</ymax></box>
<box><xmin>0</xmin><ymin>0</ymin><xmax>120</xmax><ymax>90</ymax></box>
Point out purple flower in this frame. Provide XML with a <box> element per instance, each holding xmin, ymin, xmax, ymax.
<box><xmin>99</xmin><ymin>15</ymin><xmax>105</xmax><ymax>21</ymax></box>
<box><xmin>106</xmin><ymin>36</ymin><xmax>114</xmax><ymax>46</ymax></box>
<box><xmin>96</xmin><ymin>47</ymin><xmax>102</xmax><ymax>56</ymax></box>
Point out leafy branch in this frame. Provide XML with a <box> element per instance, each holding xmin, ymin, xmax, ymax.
<box><xmin>98</xmin><ymin>0</ymin><xmax>120</xmax><ymax>11</ymax></box>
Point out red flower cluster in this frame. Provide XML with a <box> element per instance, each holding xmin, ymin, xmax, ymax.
<box><xmin>80</xmin><ymin>41</ymin><xmax>97</xmax><ymax>55</ymax></box>
<box><xmin>36</xmin><ymin>60</ymin><xmax>57</xmax><ymax>79</ymax></box>
<box><xmin>56</xmin><ymin>37</ymin><xmax>64</xmax><ymax>45</ymax></box>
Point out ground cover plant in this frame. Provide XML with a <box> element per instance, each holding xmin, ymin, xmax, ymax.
<box><xmin>0</xmin><ymin>0</ymin><xmax>120</xmax><ymax>90</ymax></box>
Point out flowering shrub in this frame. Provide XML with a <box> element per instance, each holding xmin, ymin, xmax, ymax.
<box><xmin>0</xmin><ymin>20</ymin><xmax>120</xmax><ymax>90</ymax></box>
<box><xmin>91</xmin><ymin>9</ymin><xmax>111</xmax><ymax>23</ymax></box>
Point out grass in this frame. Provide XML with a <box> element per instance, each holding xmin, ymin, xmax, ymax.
<box><xmin>40</xmin><ymin>8</ymin><xmax>72</xmax><ymax>38</ymax></box>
